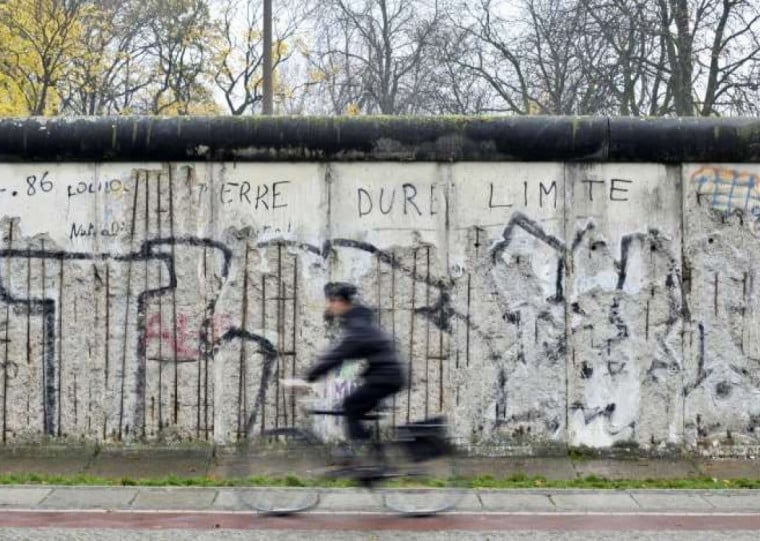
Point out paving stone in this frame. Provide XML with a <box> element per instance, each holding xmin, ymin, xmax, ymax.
<box><xmin>215</xmin><ymin>487</ymin><xmax>321</xmax><ymax>513</ymax></box>
<box><xmin>550</xmin><ymin>492</ymin><xmax>639</xmax><ymax>511</ymax></box>
<box><xmin>40</xmin><ymin>487</ymin><xmax>137</xmax><ymax>509</ymax></box>
<box><xmin>478</xmin><ymin>491</ymin><xmax>555</xmax><ymax>511</ymax></box>
<box><xmin>214</xmin><ymin>488</ymin><xmax>269</xmax><ymax>510</ymax></box>
<box><xmin>631</xmin><ymin>492</ymin><xmax>714</xmax><ymax>510</ymax></box>
<box><xmin>0</xmin><ymin>487</ymin><xmax>52</xmax><ymax>507</ymax></box>
<box><xmin>450</xmin><ymin>491</ymin><xmax>484</xmax><ymax>512</ymax></box>
<box><xmin>131</xmin><ymin>487</ymin><xmax>218</xmax><ymax>509</ymax></box>
<box><xmin>702</xmin><ymin>492</ymin><xmax>760</xmax><ymax>510</ymax></box>
<box><xmin>381</xmin><ymin>489</ymin><xmax>476</xmax><ymax>515</ymax></box>
<box><xmin>313</xmin><ymin>489</ymin><xmax>381</xmax><ymax>511</ymax></box>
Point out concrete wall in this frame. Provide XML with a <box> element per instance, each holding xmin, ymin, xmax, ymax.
<box><xmin>0</xmin><ymin>117</ymin><xmax>759</xmax><ymax>455</ymax></box>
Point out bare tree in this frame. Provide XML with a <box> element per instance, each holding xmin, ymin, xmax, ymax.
<box><xmin>211</xmin><ymin>0</ymin><xmax>311</xmax><ymax>115</ymax></box>
<box><xmin>453</xmin><ymin>0</ymin><xmax>760</xmax><ymax>116</ymax></box>
<box><xmin>451</xmin><ymin>0</ymin><xmax>619</xmax><ymax>115</ymax></box>
<box><xmin>424</xmin><ymin>24</ymin><xmax>494</xmax><ymax>114</ymax></box>
<box><xmin>311</xmin><ymin>0</ymin><xmax>448</xmax><ymax>115</ymax></box>
<box><xmin>448</xmin><ymin>0</ymin><xmax>533</xmax><ymax>114</ymax></box>
<box><xmin>130</xmin><ymin>0</ymin><xmax>216</xmax><ymax>114</ymax></box>
<box><xmin>5</xmin><ymin>0</ymin><xmax>759</xmax><ymax>117</ymax></box>
<box><xmin>57</xmin><ymin>1</ymin><xmax>154</xmax><ymax>115</ymax></box>
<box><xmin>578</xmin><ymin>1</ymin><xmax>667</xmax><ymax>115</ymax></box>
<box><xmin>691</xmin><ymin>0</ymin><xmax>760</xmax><ymax>115</ymax></box>
<box><xmin>580</xmin><ymin>0</ymin><xmax>760</xmax><ymax>116</ymax></box>
<box><xmin>522</xmin><ymin>0</ymin><xmax>613</xmax><ymax>114</ymax></box>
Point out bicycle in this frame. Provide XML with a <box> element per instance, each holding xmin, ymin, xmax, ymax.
<box><xmin>241</xmin><ymin>379</ymin><xmax>465</xmax><ymax>516</ymax></box>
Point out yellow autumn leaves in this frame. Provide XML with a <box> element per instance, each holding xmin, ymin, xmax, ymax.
<box><xmin>0</xmin><ymin>0</ymin><xmax>299</xmax><ymax>116</ymax></box>
<box><xmin>0</xmin><ymin>0</ymin><xmax>92</xmax><ymax>115</ymax></box>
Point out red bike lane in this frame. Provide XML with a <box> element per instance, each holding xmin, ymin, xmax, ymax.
<box><xmin>1</xmin><ymin>510</ymin><xmax>760</xmax><ymax>531</ymax></box>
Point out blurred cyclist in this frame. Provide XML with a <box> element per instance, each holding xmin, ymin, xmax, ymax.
<box><xmin>305</xmin><ymin>282</ymin><xmax>405</xmax><ymax>459</ymax></box>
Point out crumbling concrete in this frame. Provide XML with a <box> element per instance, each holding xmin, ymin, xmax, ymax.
<box><xmin>0</xmin><ymin>118</ymin><xmax>758</xmax><ymax>455</ymax></box>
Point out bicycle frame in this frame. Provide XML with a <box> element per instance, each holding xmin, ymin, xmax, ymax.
<box><xmin>242</xmin><ymin>393</ymin><xmax>463</xmax><ymax>516</ymax></box>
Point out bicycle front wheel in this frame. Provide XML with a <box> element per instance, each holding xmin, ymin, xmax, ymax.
<box><xmin>241</xmin><ymin>427</ymin><xmax>323</xmax><ymax>515</ymax></box>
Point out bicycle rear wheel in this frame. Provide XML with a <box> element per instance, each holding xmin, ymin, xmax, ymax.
<box><xmin>375</xmin><ymin>419</ymin><xmax>465</xmax><ymax>516</ymax></box>
<box><xmin>377</xmin><ymin>454</ymin><xmax>465</xmax><ymax>516</ymax></box>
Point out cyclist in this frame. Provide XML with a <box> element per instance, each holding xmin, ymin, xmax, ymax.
<box><xmin>305</xmin><ymin>282</ymin><xmax>406</xmax><ymax>462</ymax></box>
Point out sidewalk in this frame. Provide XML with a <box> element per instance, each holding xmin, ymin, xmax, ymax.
<box><xmin>2</xmin><ymin>450</ymin><xmax>760</xmax><ymax>533</ymax></box>
<box><xmin>1</xmin><ymin>485</ymin><xmax>760</xmax><ymax>513</ymax></box>
<box><xmin>1</xmin><ymin>446</ymin><xmax>759</xmax><ymax>481</ymax></box>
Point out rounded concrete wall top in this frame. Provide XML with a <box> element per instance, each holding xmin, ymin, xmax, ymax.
<box><xmin>1</xmin><ymin>116</ymin><xmax>759</xmax><ymax>163</ymax></box>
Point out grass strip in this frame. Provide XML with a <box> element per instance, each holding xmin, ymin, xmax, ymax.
<box><xmin>0</xmin><ymin>472</ymin><xmax>759</xmax><ymax>489</ymax></box>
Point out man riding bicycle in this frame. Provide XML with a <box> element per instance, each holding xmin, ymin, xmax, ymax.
<box><xmin>305</xmin><ymin>282</ymin><xmax>406</xmax><ymax>459</ymax></box>
<box><xmin>258</xmin><ymin>288</ymin><xmax>457</xmax><ymax>512</ymax></box>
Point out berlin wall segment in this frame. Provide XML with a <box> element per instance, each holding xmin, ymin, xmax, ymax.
<box><xmin>0</xmin><ymin>117</ymin><xmax>757</xmax><ymax>457</ymax></box>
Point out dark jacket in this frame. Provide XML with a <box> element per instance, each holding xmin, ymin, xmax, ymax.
<box><xmin>306</xmin><ymin>305</ymin><xmax>406</xmax><ymax>388</ymax></box>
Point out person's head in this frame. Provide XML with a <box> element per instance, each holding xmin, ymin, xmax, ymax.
<box><xmin>323</xmin><ymin>282</ymin><xmax>358</xmax><ymax>317</ymax></box>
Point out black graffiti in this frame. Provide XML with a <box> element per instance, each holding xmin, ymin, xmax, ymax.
<box><xmin>257</xmin><ymin>234</ymin><xmax>508</xmax><ymax>435</ymax></box>
<box><xmin>356</xmin><ymin>183</ymin><xmax>441</xmax><ymax>218</ymax></box>
<box><xmin>67</xmin><ymin>178</ymin><xmax>128</xmax><ymax>199</ymax></box>
<box><xmin>684</xmin><ymin>322</ymin><xmax>711</xmax><ymax>396</ymax></box>
<box><xmin>0</xmin><ymin>203</ymin><xmax>695</xmax><ymax>445</ymax></box>
<box><xmin>605</xmin><ymin>297</ymin><xmax>629</xmax><ymax>360</ymax></box>
<box><xmin>569</xmin><ymin>402</ymin><xmax>636</xmax><ymax>436</ymax></box>
<box><xmin>581</xmin><ymin>362</ymin><xmax>593</xmax><ymax>379</ymax></box>
<box><xmin>488</xmin><ymin>183</ymin><xmax>512</xmax><ymax>209</ymax></box>
<box><xmin>491</xmin><ymin>211</ymin><xmax>685</xmax><ymax>440</ymax></box>
<box><xmin>488</xmin><ymin>180</ymin><xmax>560</xmax><ymax>210</ymax></box>
<box><xmin>327</xmin><ymin>239</ymin><xmax>451</xmax><ymax>290</ymax></box>
<box><xmin>257</xmin><ymin>237</ymin><xmax>457</xmax><ymax>332</ymax></box>
<box><xmin>539</xmin><ymin>180</ymin><xmax>557</xmax><ymax>209</ymax></box>
<box><xmin>0</xmin><ymin>236</ymin><xmax>233</xmax><ymax>438</ymax></box>
<box><xmin>496</xmin><ymin>212</ymin><xmax>566</xmax><ymax>256</ymax></box>
<box><xmin>494</xmin><ymin>212</ymin><xmax>684</xmax><ymax>310</ymax></box>
<box><xmin>69</xmin><ymin>221</ymin><xmax>129</xmax><ymax>240</ymax></box>
<box><xmin>215</xmin><ymin>327</ymin><xmax>277</xmax><ymax>437</ymax></box>
<box><xmin>610</xmin><ymin>178</ymin><xmax>632</xmax><ymax>202</ymax></box>
<box><xmin>0</xmin><ymin>173</ymin><xmax>52</xmax><ymax>199</ymax></box>
<box><xmin>262</xmin><ymin>211</ymin><xmax>686</xmax><ymax>426</ymax></box>
<box><xmin>491</xmin><ymin>212</ymin><xmax>566</xmax><ymax>300</ymax></box>
<box><xmin>220</xmin><ymin>181</ymin><xmax>289</xmax><ymax>210</ymax></box>
<box><xmin>26</xmin><ymin>172</ymin><xmax>53</xmax><ymax>196</ymax></box>
<box><xmin>580</xmin><ymin>178</ymin><xmax>634</xmax><ymax>202</ymax></box>
<box><xmin>581</xmin><ymin>179</ymin><xmax>604</xmax><ymax>201</ymax></box>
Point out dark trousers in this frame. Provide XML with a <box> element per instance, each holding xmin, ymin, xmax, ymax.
<box><xmin>342</xmin><ymin>383</ymin><xmax>399</xmax><ymax>441</ymax></box>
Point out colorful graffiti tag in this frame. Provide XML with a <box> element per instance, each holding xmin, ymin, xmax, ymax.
<box><xmin>692</xmin><ymin>166</ymin><xmax>760</xmax><ymax>236</ymax></box>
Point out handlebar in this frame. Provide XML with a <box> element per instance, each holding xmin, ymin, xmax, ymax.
<box><xmin>307</xmin><ymin>408</ymin><xmax>383</xmax><ymax>421</ymax></box>
<box><xmin>280</xmin><ymin>378</ymin><xmax>314</xmax><ymax>391</ymax></box>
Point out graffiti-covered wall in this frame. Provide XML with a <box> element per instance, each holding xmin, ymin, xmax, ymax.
<box><xmin>0</xmin><ymin>117</ymin><xmax>759</xmax><ymax>454</ymax></box>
